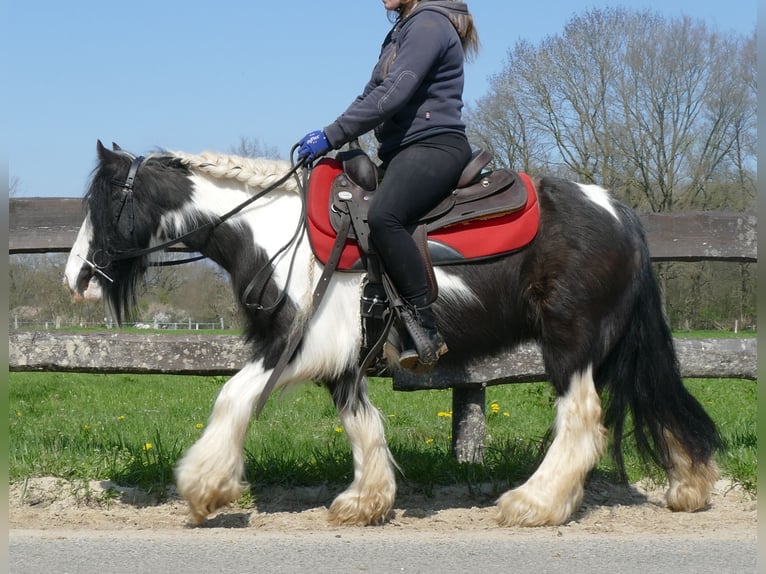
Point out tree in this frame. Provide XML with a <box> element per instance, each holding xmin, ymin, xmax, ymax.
<box><xmin>465</xmin><ymin>8</ymin><xmax>756</xmax><ymax>330</ymax></box>
<box><xmin>466</xmin><ymin>8</ymin><xmax>756</xmax><ymax>212</ymax></box>
<box><xmin>231</xmin><ymin>137</ymin><xmax>281</xmax><ymax>160</ymax></box>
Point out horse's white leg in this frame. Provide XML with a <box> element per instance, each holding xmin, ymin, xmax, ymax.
<box><xmin>664</xmin><ymin>431</ymin><xmax>719</xmax><ymax>511</ymax></box>
<box><xmin>175</xmin><ymin>361</ymin><xmax>265</xmax><ymax>524</ymax></box>
<box><xmin>328</xmin><ymin>388</ymin><xmax>397</xmax><ymax>526</ymax></box>
<box><xmin>497</xmin><ymin>365</ymin><xmax>607</xmax><ymax>526</ymax></box>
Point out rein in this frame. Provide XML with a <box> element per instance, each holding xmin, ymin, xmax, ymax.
<box><xmin>94</xmin><ymin>147</ymin><xmax>356</xmax><ymax>417</ymax></box>
<box><xmin>105</xmin><ymin>153</ymin><xmax>309</xmax><ymax>266</ymax></box>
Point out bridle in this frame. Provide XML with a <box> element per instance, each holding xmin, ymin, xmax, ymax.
<box><xmin>83</xmin><ymin>148</ymin><xmax>310</xmax><ymax>307</ymax></box>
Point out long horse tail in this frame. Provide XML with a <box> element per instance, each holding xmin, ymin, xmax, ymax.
<box><xmin>596</xmin><ymin>220</ymin><xmax>723</xmax><ymax>486</ymax></box>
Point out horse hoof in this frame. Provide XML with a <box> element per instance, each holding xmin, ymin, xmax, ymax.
<box><xmin>496</xmin><ymin>487</ymin><xmax>575</xmax><ymax>527</ymax></box>
<box><xmin>327</xmin><ymin>489</ymin><xmax>394</xmax><ymax>526</ymax></box>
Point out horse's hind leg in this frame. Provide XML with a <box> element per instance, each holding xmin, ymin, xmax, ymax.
<box><xmin>326</xmin><ymin>374</ymin><xmax>397</xmax><ymax>526</ymax></box>
<box><xmin>664</xmin><ymin>431</ymin><xmax>719</xmax><ymax>511</ymax></box>
<box><xmin>497</xmin><ymin>365</ymin><xmax>607</xmax><ymax>526</ymax></box>
<box><xmin>175</xmin><ymin>361</ymin><xmax>264</xmax><ymax>524</ymax></box>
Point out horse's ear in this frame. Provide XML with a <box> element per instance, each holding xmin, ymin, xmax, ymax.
<box><xmin>97</xmin><ymin>140</ymin><xmax>118</xmax><ymax>162</ymax></box>
<box><xmin>97</xmin><ymin>140</ymin><xmax>109</xmax><ymax>158</ymax></box>
<box><xmin>112</xmin><ymin>142</ymin><xmax>123</xmax><ymax>152</ymax></box>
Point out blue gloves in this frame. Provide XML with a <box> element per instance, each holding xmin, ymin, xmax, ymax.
<box><xmin>297</xmin><ymin>130</ymin><xmax>331</xmax><ymax>162</ymax></box>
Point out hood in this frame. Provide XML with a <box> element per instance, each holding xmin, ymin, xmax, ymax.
<box><xmin>413</xmin><ymin>1</ymin><xmax>471</xmax><ymax>39</ymax></box>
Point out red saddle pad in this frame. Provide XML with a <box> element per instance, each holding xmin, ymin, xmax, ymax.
<box><xmin>306</xmin><ymin>158</ymin><xmax>540</xmax><ymax>271</ymax></box>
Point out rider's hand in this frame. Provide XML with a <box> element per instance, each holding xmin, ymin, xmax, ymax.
<box><xmin>297</xmin><ymin>130</ymin><xmax>331</xmax><ymax>162</ymax></box>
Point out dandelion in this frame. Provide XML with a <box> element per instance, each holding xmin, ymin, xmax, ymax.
<box><xmin>437</xmin><ymin>411</ymin><xmax>452</xmax><ymax>418</ymax></box>
<box><xmin>334</xmin><ymin>426</ymin><xmax>344</xmax><ymax>434</ymax></box>
<box><xmin>143</xmin><ymin>443</ymin><xmax>153</xmax><ymax>451</ymax></box>
<box><xmin>195</xmin><ymin>423</ymin><xmax>204</xmax><ymax>429</ymax></box>
<box><xmin>425</xmin><ymin>438</ymin><xmax>434</xmax><ymax>444</ymax></box>
<box><xmin>83</xmin><ymin>424</ymin><xmax>91</xmax><ymax>430</ymax></box>
<box><xmin>503</xmin><ymin>412</ymin><xmax>510</xmax><ymax>417</ymax></box>
<box><xmin>490</xmin><ymin>402</ymin><xmax>500</xmax><ymax>415</ymax></box>
<box><xmin>117</xmin><ymin>416</ymin><xmax>125</xmax><ymax>421</ymax></box>
<box><xmin>388</xmin><ymin>413</ymin><xmax>396</xmax><ymax>418</ymax></box>
<box><xmin>16</xmin><ymin>411</ymin><xmax>22</xmax><ymax>417</ymax></box>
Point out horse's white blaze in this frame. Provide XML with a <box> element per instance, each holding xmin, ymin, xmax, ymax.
<box><xmin>577</xmin><ymin>183</ymin><xmax>620</xmax><ymax>221</ymax></box>
<box><xmin>496</xmin><ymin>365</ymin><xmax>607</xmax><ymax>526</ymax></box>
<box><xmin>63</xmin><ymin>214</ymin><xmax>105</xmax><ymax>301</ymax></box>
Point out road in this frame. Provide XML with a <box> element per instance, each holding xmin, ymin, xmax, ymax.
<box><xmin>9</xmin><ymin>528</ymin><xmax>756</xmax><ymax>574</ymax></box>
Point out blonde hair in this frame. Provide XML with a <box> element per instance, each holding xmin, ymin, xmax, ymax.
<box><xmin>389</xmin><ymin>1</ymin><xmax>479</xmax><ymax>61</ymax></box>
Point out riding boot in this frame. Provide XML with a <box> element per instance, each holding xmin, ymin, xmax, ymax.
<box><xmin>397</xmin><ymin>304</ymin><xmax>448</xmax><ymax>372</ymax></box>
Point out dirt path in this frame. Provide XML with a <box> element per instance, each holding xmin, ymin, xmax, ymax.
<box><xmin>9</xmin><ymin>476</ymin><xmax>756</xmax><ymax>540</ymax></box>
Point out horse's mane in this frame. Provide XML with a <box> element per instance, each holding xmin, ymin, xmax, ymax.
<box><xmin>169</xmin><ymin>151</ymin><xmax>301</xmax><ymax>193</ymax></box>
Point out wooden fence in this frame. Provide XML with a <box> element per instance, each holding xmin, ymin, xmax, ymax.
<box><xmin>9</xmin><ymin>199</ymin><xmax>758</xmax><ymax>462</ymax></box>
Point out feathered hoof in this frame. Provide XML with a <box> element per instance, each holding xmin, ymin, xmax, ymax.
<box><xmin>327</xmin><ymin>488</ymin><xmax>395</xmax><ymax>526</ymax></box>
<box><xmin>496</xmin><ymin>485</ymin><xmax>579</xmax><ymax>527</ymax></box>
<box><xmin>176</xmin><ymin>463</ymin><xmax>247</xmax><ymax>525</ymax></box>
<box><xmin>666</xmin><ymin>460</ymin><xmax>719</xmax><ymax>512</ymax></box>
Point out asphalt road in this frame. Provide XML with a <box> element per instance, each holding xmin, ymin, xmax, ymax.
<box><xmin>9</xmin><ymin>528</ymin><xmax>756</xmax><ymax>574</ymax></box>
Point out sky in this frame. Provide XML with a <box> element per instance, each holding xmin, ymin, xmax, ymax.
<box><xmin>6</xmin><ymin>0</ymin><xmax>757</xmax><ymax>198</ymax></box>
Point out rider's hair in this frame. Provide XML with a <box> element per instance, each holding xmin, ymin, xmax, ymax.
<box><xmin>388</xmin><ymin>1</ymin><xmax>479</xmax><ymax>61</ymax></box>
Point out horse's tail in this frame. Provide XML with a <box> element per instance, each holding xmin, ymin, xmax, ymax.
<box><xmin>596</xmin><ymin>226</ymin><xmax>723</xmax><ymax>481</ymax></box>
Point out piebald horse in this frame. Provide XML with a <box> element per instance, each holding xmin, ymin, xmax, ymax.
<box><xmin>64</xmin><ymin>141</ymin><xmax>721</xmax><ymax>527</ymax></box>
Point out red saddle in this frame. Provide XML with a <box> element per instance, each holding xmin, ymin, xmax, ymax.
<box><xmin>306</xmin><ymin>157</ymin><xmax>540</xmax><ymax>271</ymax></box>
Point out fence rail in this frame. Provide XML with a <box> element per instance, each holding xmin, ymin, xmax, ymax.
<box><xmin>9</xmin><ymin>199</ymin><xmax>758</xmax><ymax>462</ymax></box>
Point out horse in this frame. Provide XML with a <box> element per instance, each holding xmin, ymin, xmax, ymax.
<box><xmin>64</xmin><ymin>140</ymin><xmax>721</xmax><ymax>527</ymax></box>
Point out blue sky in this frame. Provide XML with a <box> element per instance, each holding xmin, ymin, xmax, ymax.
<box><xmin>7</xmin><ymin>1</ymin><xmax>757</xmax><ymax>198</ymax></box>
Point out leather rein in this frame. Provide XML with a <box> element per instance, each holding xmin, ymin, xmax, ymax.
<box><xmin>91</xmin><ymin>149</ymin><xmax>356</xmax><ymax>416</ymax></box>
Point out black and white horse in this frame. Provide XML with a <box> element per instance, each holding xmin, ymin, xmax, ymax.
<box><xmin>64</xmin><ymin>141</ymin><xmax>721</xmax><ymax>527</ymax></box>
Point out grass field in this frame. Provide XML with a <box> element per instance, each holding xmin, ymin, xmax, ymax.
<box><xmin>8</xmin><ymin>371</ymin><xmax>756</xmax><ymax>499</ymax></box>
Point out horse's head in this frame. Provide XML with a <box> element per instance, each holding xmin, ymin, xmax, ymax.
<box><xmin>64</xmin><ymin>140</ymin><xmax>194</xmax><ymax>323</ymax></box>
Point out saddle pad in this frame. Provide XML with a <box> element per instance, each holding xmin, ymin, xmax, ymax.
<box><xmin>306</xmin><ymin>158</ymin><xmax>540</xmax><ymax>270</ymax></box>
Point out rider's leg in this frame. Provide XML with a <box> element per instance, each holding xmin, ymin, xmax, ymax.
<box><xmin>367</xmin><ymin>132</ymin><xmax>471</xmax><ymax>369</ymax></box>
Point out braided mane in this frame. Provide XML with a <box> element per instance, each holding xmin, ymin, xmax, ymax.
<box><xmin>170</xmin><ymin>151</ymin><xmax>301</xmax><ymax>193</ymax></box>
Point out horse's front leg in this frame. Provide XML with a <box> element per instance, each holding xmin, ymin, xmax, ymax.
<box><xmin>326</xmin><ymin>373</ymin><xmax>398</xmax><ymax>526</ymax></box>
<box><xmin>175</xmin><ymin>361</ymin><xmax>266</xmax><ymax>525</ymax></box>
<box><xmin>496</xmin><ymin>365</ymin><xmax>607</xmax><ymax>526</ymax></box>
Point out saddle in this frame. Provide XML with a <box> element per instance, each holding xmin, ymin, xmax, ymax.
<box><xmin>328</xmin><ymin>148</ymin><xmax>527</xmax><ymax>251</ymax></box>
<box><xmin>302</xmin><ymin>145</ymin><xmax>540</xmax><ymax>376</ymax></box>
<box><xmin>306</xmin><ymin>146</ymin><xmax>540</xmax><ymax>272</ymax></box>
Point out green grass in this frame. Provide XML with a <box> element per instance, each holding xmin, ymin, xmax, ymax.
<box><xmin>9</xmin><ymin>372</ymin><xmax>756</xmax><ymax>498</ymax></box>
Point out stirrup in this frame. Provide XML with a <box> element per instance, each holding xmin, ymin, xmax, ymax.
<box><xmin>396</xmin><ymin>307</ymin><xmax>448</xmax><ymax>373</ymax></box>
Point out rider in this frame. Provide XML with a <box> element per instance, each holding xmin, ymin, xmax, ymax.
<box><xmin>297</xmin><ymin>0</ymin><xmax>479</xmax><ymax>370</ymax></box>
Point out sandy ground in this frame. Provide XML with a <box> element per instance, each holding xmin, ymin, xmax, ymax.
<box><xmin>9</xmin><ymin>476</ymin><xmax>756</xmax><ymax>540</ymax></box>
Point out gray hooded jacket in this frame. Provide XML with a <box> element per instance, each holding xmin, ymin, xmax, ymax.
<box><xmin>323</xmin><ymin>1</ymin><xmax>471</xmax><ymax>161</ymax></box>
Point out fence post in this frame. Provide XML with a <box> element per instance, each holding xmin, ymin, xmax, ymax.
<box><xmin>451</xmin><ymin>386</ymin><xmax>486</xmax><ymax>464</ymax></box>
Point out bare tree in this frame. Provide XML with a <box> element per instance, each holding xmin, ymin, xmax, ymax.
<box><xmin>231</xmin><ymin>136</ymin><xmax>281</xmax><ymax>160</ymax></box>
<box><xmin>468</xmin><ymin>8</ymin><xmax>756</xmax><ymax>213</ymax></box>
<box><xmin>466</xmin><ymin>8</ymin><xmax>756</xmax><ymax>329</ymax></box>
<box><xmin>10</xmin><ymin>176</ymin><xmax>21</xmax><ymax>197</ymax></box>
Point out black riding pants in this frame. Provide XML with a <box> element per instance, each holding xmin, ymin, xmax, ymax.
<box><xmin>368</xmin><ymin>132</ymin><xmax>472</xmax><ymax>307</ymax></box>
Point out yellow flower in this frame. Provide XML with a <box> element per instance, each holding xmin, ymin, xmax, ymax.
<box><xmin>503</xmin><ymin>412</ymin><xmax>510</xmax><ymax>417</ymax></box>
<box><xmin>117</xmin><ymin>416</ymin><xmax>125</xmax><ymax>421</ymax></box>
<box><xmin>83</xmin><ymin>424</ymin><xmax>91</xmax><ymax>430</ymax></box>
<box><xmin>143</xmin><ymin>443</ymin><xmax>153</xmax><ymax>451</ymax></box>
<box><xmin>425</xmin><ymin>438</ymin><xmax>434</xmax><ymax>444</ymax></box>
<box><xmin>388</xmin><ymin>413</ymin><xmax>396</xmax><ymax>418</ymax></box>
<box><xmin>195</xmin><ymin>423</ymin><xmax>204</xmax><ymax>429</ymax></box>
<box><xmin>437</xmin><ymin>411</ymin><xmax>452</xmax><ymax>418</ymax></box>
<box><xmin>490</xmin><ymin>402</ymin><xmax>500</xmax><ymax>414</ymax></box>
<box><xmin>16</xmin><ymin>411</ymin><xmax>22</xmax><ymax>417</ymax></box>
<box><xmin>334</xmin><ymin>426</ymin><xmax>344</xmax><ymax>433</ymax></box>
